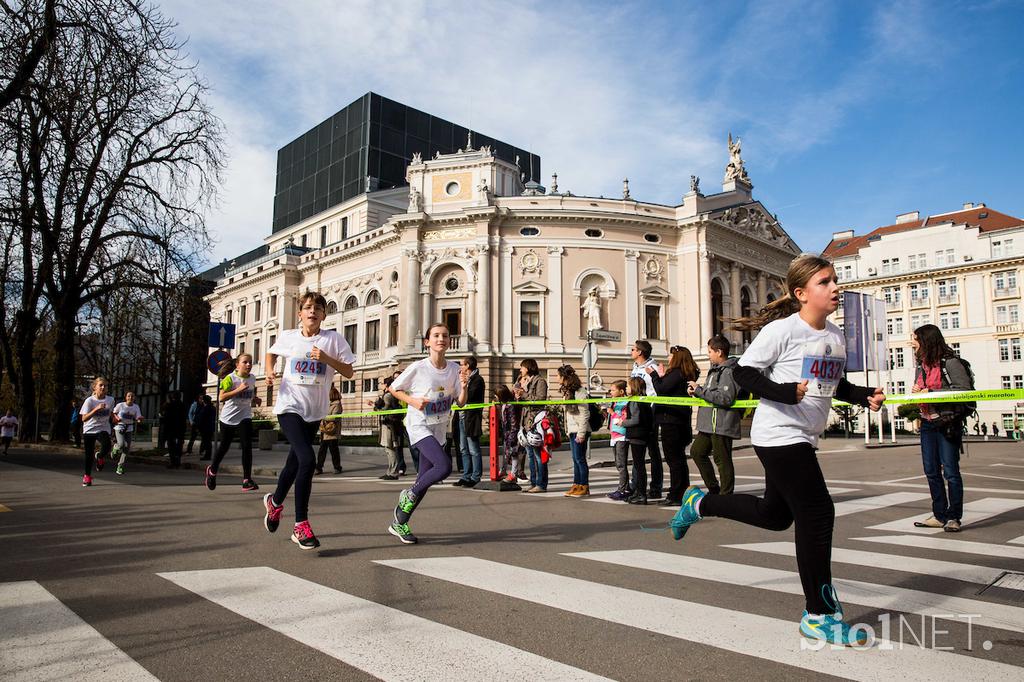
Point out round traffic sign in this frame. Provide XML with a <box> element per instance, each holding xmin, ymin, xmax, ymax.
<box><xmin>208</xmin><ymin>349</ymin><xmax>232</xmax><ymax>375</ymax></box>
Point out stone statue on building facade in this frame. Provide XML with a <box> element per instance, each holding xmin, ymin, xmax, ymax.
<box><xmin>408</xmin><ymin>186</ymin><xmax>423</xmax><ymax>212</ymax></box>
<box><xmin>690</xmin><ymin>174</ymin><xmax>700</xmax><ymax>194</ymax></box>
<box><xmin>724</xmin><ymin>133</ymin><xmax>750</xmax><ymax>184</ymax></box>
<box><xmin>581</xmin><ymin>286</ymin><xmax>603</xmax><ymax>331</ymax></box>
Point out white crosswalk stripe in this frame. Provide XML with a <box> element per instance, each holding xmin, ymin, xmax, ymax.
<box><xmin>158</xmin><ymin>566</ymin><xmax>607</xmax><ymax>681</ymax></box>
<box><xmin>832</xmin><ymin>492</ymin><xmax>932</xmax><ymax>517</ymax></box>
<box><xmin>866</xmin><ymin>497</ymin><xmax>1024</xmax><ymax>534</ymax></box>
<box><xmin>565</xmin><ymin>549</ymin><xmax>1024</xmax><ymax>634</ymax></box>
<box><xmin>851</xmin><ymin>535</ymin><xmax>1024</xmax><ymax>560</ymax></box>
<box><xmin>0</xmin><ymin>581</ymin><xmax>158</xmax><ymax>681</ymax></box>
<box><xmin>724</xmin><ymin>542</ymin><xmax>1012</xmax><ymax>586</ymax></box>
<box><xmin>377</xmin><ymin>555</ymin><xmax>1022</xmax><ymax>680</ymax></box>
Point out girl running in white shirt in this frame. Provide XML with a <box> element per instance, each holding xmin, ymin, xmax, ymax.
<box><xmin>206</xmin><ymin>353</ymin><xmax>259</xmax><ymax>492</ymax></box>
<box><xmin>0</xmin><ymin>409</ymin><xmax>18</xmax><ymax>456</ymax></box>
<box><xmin>262</xmin><ymin>292</ymin><xmax>356</xmax><ymax>550</ymax></box>
<box><xmin>80</xmin><ymin>377</ymin><xmax>115</xmax><ymax>486</ymax></box>
<box><xmin>111</xmin><ymin>393</ymin><xmax>143</xmax><ymax>475</ymax></box>
<box><xmin>386</xmin><ymin>323</ymin><xmax>469</xmax><ymax>544</ymax></box>
<box><xmin>669</xmin><ymin>253</ymin><xmax>885</xmax><ymax>647</ymax></box>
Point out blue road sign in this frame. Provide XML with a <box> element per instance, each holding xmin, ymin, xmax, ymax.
<box><xmin>208</xmin><ymin>322</ymin><xmax>236</xmax><ymax>349</ymax></box>
<box><xmin>208</xmin><ymin>349</ymin><xmax>232</xmax><ymax>375</ymax></box>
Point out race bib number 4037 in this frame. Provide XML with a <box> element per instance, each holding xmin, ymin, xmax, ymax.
<box><xmin>800</xmin><ymin>340</ymin><xmax>846</xmax><ymax>397</ymax></box>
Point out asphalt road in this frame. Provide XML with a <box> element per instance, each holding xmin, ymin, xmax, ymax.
<box><xmin>2</xmin><ymin>439</ymin><xmax>1023</xmax><ymax>681</ymax></box>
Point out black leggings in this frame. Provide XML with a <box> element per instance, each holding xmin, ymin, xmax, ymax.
<box><xmin>629</xmin><ymin>440</ymin><xmax>648</xmax><ymax>495</ymax></box>
<box><xmin>211</xmin><ymin>419</ymin><xmax>253</xmax><ymax>479</ymax></box>
<box><xmin>660</xmin><ymin>423</ymin><xmax>692</xmax><ymax>502</ymax></box>
<box><xmin>700</xmin><ymin>442</ymin><xmax>835</xmax><ymax>615</ymax></box>
<box><xmin>272</xmin><ymin>413</ymin><xmax>320</xmax><ymax>524</ymax></box>
<box><xmin>83</xmin><ymin>432</ymin><xmax>111</xmax><ymax>475</ymax></box>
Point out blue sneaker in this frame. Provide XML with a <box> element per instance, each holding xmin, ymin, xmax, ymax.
<box><xmin>822</xmin><ymin>584</ymin><xmax>844</xmax><ymax>621</ymax></box>
<box><xmin>800</xmin><ymin>612</ymin><xmax>868</xmax><ymax>647</ymax></box>
<box><xmin>669</xmin><ymin>486</ymin><xmax>705</xmax><ymax>540</ymax></box>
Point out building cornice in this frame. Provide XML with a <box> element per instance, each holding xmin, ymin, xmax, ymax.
<box><xmin>841</xmin><ymin>254</ymin><xmax>1024</xmax><ymax>287</ymax></box>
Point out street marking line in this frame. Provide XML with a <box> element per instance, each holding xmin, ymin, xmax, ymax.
<box><xmin>734</xmin><ymin>475</ymin><xmax>1024</xmax><ymax>494</ymax></box>
<box><xmin>962</xmin><ymin>471</ymin><xmax>1024</xmax><ymax>484</ymax></box>
<box><xmin>379</xmin><ymin>556</ymin><xmax>1022</xmax><ymax>680</ymax></box>
<box><xmin>833</xmin><ymin>492</ymin><xmax>932</xmax><ymax>517</ymax></box>
<box><xmin>867</xmin><ymin>497</ymin><xmax>1024</xmax><ymax>534</ymax></box>
<box><xmin>880</xmin><ymin>475</ymin><xmax>926</xmax><ymax>484</ymax></box>
<box><xmin>1009</xmin><ymin>536</ymin><xmax>1024</xmax><ymax>546</ymax></box>
<box><xmin>851</xmin><ymin>535</ymin><xmax>1024</xmax><ymax>560</ymax></box>
<box><xmin>564</xmin><ymin>550</ymin><xmax>1024</xmax><ymax>635</ymax></box>
<box><xmin>158</xmin><ymin>567</ymin><xmax>607</xmax><ymax>681</ymax></box>
<box><xmin>0</xmin><ymin>581</ymin><xmax>158</xmax><ymax>681</ymax></box>
<box><xmin>991</xmin><ymin>464</ymin><xmax>1024</xmax><ymax>469</ymax></box>
<box><xmin>725</xmin><ymin>542</ymin><xmax>1010</xmax><ymax>586</ymax></box>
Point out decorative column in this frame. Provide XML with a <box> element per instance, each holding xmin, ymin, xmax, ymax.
<box><xmin>699</xmin><ymin>246</ymin><xmax>712</xmax><ymax>344</ymax></box>
<box><xmin>625</xmin><ymin>250</ymin><xmax>640</xmax><ymax>340</ymax></box>
<box><xmin>500</xmin><ymin>244</ymin><xmax>514</xmax><ymax>353</ymax></box>
<box><xmin>730</xmin><ymin>261</ymin><xmax>742</xmax><ymax>345</ymax></box>
<box><xmin>547</xmin><ymin>246</ymin><xmax>565</xmax><ymax>353</ymax></box>
<box><xmin>476</xmin><ymin>243</ymin><xmax>492</xmax><ymax>353</ymax></box>
<box><xmin>757</xmin><ymin>271</ymin><xmax>767</xmax><ymax>308</ymax></box>
<box><xmin>401</xmin><ymin>247</ymin><xmax>421</xmax><ymax>353</ymax></box>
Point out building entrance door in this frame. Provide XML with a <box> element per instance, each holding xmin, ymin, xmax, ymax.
<box><xmin>442</xmin><ymin>308</ymin><xmax>462</xmax><ymax>335</ymax></box>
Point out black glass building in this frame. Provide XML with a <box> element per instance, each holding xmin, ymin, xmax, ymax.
<box><xmin>272</xmin><ymin>92</ymin><xmax>541</xmax><ymax>233</ymax></box>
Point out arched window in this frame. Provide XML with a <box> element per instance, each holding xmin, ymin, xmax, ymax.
<box><xmin>711</xmin><ymin>279</ymin><xmax>724</xmax><ymax>336</ymax></box>
<box><xmin>326</xmin><ymin>300</ymin><xmax>338</xmax><ymax>315</ymax></box>
<box><xmin>766</xmin><ymin>292</ymin><xmax>776</xmax><ymax>304</ymax></box>
<box><xmin>343</xmin><ymin>295</ymin><xmax>359</xmax><ymax>311</ymax></box>
<box><xmin>740</xmin><ymin>287</ymin><xmax>752</xmax><ymax>345</ymax></box>
<box><xmin>366</xmin><ymin>290</ymin><xmax>381</xmax><ymax>306</ymax></box>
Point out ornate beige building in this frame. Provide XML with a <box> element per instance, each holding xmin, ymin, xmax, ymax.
<box><xmin>206</xmin><ymin>139</ymin><xmax>798</xmax><ymax>410</ymax></box>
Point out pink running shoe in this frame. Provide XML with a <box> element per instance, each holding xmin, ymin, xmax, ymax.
<box><xmin>263</xmin><ymin>493</ymin><xmax>283</xmax><ymax>533</ymax></box>
<box><xmin>204</xmin><ymin>465</ymin><xmax>216</xmax><ymax>491</ymax></box>
<box><xmin>82</xmin><ymin>474</ymin><xmax>92</xmax><ymax>487</ymax></box>
<box><xmin>291</xmin><ymin>520</ymin><xmax>321</xmax><ymax>550</ymax></box>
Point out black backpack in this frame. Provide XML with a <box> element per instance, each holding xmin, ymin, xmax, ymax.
<box><xmin>587</xmin><ymin>398</ymin><xmax>604</xmax><ymax>432</ymax></box>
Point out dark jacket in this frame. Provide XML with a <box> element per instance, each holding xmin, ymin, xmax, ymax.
<box><xmin>460</xmin><ymin>371</ymin><xmax>486</xmax><ymax>438</ymax></box>
<box><xmin>694</xmin><ymin>357</ymin><xmax>743</xmax><ymax>439</ymax></box>
<box><xmin>621</xmin><ymin>401</ymin><xmax>654</xmax><ymax>442</ymax></box>
<box><xmin>198</xmin><ymin>402</ymin><xmax>217</xmax><ymax>433</ymax></box>
<box><xmin>163</xmin><ymin>398</ymin><xmax>187</xmax><ymax>437</ymax></box>
<box><xmin>649</xmin><ymin>367</ymin><xmax>695</xmax><ymax>431</ymax></box>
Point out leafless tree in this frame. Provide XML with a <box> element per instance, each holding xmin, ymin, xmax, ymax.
<box><xmin>0</xmin><ymin>0</ymin><xmax>57</xmax><ymax>111</ymax></box>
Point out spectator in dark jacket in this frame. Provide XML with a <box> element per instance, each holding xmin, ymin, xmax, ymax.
<box><xmin>454</xmin><ymin>356</ymin><xmax>486</xmax><ymax>486</ymax></box>
<box><xmin>164</xmin><ymin>392</ymin><xmax>187</xmax><ymax>468</ymax></box>
<box><xmin>197</xmin><ymin>395</ymin><xmax>216</xmax><ymax>461</ymax></box>
<box><xmin>514</xmin><ymin>358</ymin><xmax>549</xmax><ymax>492</ymax></box>
<box><xmin>689</xmin><ymin>334</ymin><xmax>742</xmax><ymax>495</ymax></box>
<box><xmin>622</xmin><ymin>376</ymin><xmax>654</xmax><ymax>505</ymax></box>
<box><xmin>648</xmin><ymin>345</ymin><xmax>699</xmax><ymax>506</ymax></box>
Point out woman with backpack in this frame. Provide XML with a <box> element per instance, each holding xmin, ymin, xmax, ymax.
<box><xmin>647</xmin><ymin>346</ymin><xmax>699</xmax><ymax>506</ymax></box>
<box><xmin>910</xmin><ymin>324</ymin><xmax>972</xmax><ymax>532</ymax></box>
<box><xmin>558</xmin><ymin>364</ymin><xmax>592</xmax><ymax>497</ymax></box>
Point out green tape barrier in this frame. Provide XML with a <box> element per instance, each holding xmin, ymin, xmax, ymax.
<box><xmin>249</xmin><ymin>388</ymin><xmax>1024</xmax><ymax>424</ymax></box>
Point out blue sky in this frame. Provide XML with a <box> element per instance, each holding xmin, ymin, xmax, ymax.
<box><xmin>157</xmin><ymin>0</ymin><xmax>1024</xmax><ymax>265</ymax></box>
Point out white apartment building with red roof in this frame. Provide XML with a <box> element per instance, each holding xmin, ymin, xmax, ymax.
<box><xmin>824</xmin><ymin>203</ymin><xmax>1024</xmax><ymax>433</ymax></box>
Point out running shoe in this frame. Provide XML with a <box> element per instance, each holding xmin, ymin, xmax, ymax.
<box><xmin>241</xmin><ymin>479</ymin><xmax>259</xmax><ymax>491</ymax></box>
<box><xmin>291</xmin><ymin>520</ymin><xmax>321</xmax><ymax>550</ymax></box>
<box><xmin>82</xmin><ymin>474</ymin><xmax>92</xmax><ymax>487</ymax></box>
<box><xmin>799</xmin><ymin>611</ymin><xmax>868</xmax><ymax>647</ymax></box>
<box><xmin>116</xmin><ymin>464</ymin><xmax>124</xmax><ymax>476</ymax></box>
<box><xmin>263</xmin><ymin>493</ymin><xmax>283</xmax><ymax>533</ymax></box>
<box><xmin>95</xmin><ymin>456</ymin><xmax>105</xmax><ymax>472</ymax></box>
<box><xmin>388</xmin><ymin>522</ymin><xmax>418</xmax><ymax>544</ymax></box>
<box><xmin>204</xmin><ymin>465</ymin><xmax>216</xmax><ymax>491</ymax></box>
<box><xmin>397</xmin><ymin>488</ymin><xmax>417</xmax><ymax>514</ymax></box>
<box><xmin>669</xmin><ymin>486</ymin><xmax>705</xmax><ymax>540</ymax></box>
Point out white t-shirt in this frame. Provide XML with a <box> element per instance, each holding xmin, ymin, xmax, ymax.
<box><xmin>219</xmin><ymin>373</ymin><xmax>256</xmax><ymax>426</ymax></box>
<box><xmin>269</xmin><ymin>328</ymin><xmax>355</xmax><ymax>422</ymax></box>
<box><xmin>739</xmin><ymin>312</ymin><xmax>846</xmax><ymax>448</ymax></box>
<box><xmin>391</xmin><ymin>358</ymin><xmax>461</xmax><ymax>446</ymax></box>
<box><xmin>112</xmin><ymin>403</ymin><xmax>142</xmax><ymax>433</ymax></box>
<box><xmin>0</xmin><ymin>416</ymin><xmax>18</xmax><ymax>438</ymax></box>
<box><xmin>630</xmin><ymin>359</ymin><xmax>658</xmax><ymax>396</ymax></box>
<box><xmin>80</xmin><ymin>396</ymin><xmax>115</xmax><ymax>435</ymax></box>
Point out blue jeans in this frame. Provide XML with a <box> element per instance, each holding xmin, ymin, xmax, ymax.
<box><xmin>569</xmin><ymin>432</ymin><xmax>589</xmax><ymax>485</ymax></box>
<box><xmin>920</xmin><ymin>420</ymin><xmax>963</xmax><ymax>522</ymax></box>
<box><xmin>458</xmin><ymin>414</ymin><xmax>482</xmax><ymax>482</ymax></box>
<box><xmin>526</xmin><ymin>444</ymin><xmax>548</xmax><ymax>490</ymax></box>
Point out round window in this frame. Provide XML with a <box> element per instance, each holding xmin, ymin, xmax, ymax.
<box><xmin>391</xmin><ymin>270</ymin><xmax>399</xmax><ymax>283</ymax></box>
<box><xmin>444</xmin><ymin>276</ymin><xmax>460</xmax><ymax>293</ymax></box>
<box><xmin>520</xmin><ymin>227</ymin><xmax>540</xmax><ymax>237</ymax></box>
<box><xmin>585</xmin><ymin>228</ymin><xmax>603</xmax><ymax>238</ymax></box>
<box><xmin>445</xmin><ymin>181</ymin><xmax>461</xmax><ymax>196</ymax></box>
<box><xmin>643</xmin><ymin>233</ymin><xmax>661</xmax><ymax>243</ymax></box>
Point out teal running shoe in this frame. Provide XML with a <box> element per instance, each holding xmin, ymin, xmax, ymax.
<box><xmin>822</xmin><ymin>584</ymin><xmax>844</xmax><ymax>621</ymax></box>
<box><xmin>398</xmin><ymin>488</ymin><xmax>417</xmax><ymax>514</ymax></box>
<box><xmin>800</xmin><ymin>612</ymin><xmax>868</xmax><ymax>647</ymax></box>
<box><xmin>669</xmin><ymin>486</ymin><xmax>705</xmax><ymax>540</ymax></box>
<box><xmin>388</xmin><ymin>522</ymin><xmax>418</xmax><ymax>544</ymax></box>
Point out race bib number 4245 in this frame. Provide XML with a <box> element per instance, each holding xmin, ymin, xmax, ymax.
<box><xmin>289</xmin><ymin>358</ymin><xmax>326</xmax><ymax>385</ymax></box>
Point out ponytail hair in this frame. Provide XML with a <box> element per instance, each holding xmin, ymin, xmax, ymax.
<box><xmin>729</xmin><ymin>253</ymin><xmax>833</xmax><ymax>333</ymax></box>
